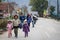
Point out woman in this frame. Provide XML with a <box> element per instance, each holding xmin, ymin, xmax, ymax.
<box><xmin>27</xmin><ymin>14</ymin><xmax>32</xmax><ymax>27</ymax></box>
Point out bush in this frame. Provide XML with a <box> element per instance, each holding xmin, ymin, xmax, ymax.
<box><xmin>50</xmin><ymin>6</ymin><xmax>55</xmax><ymax>16</ymax></box>
<box><xmin>0</xmin><ymin>19</ymin><xmax>7</xmax><ymax>31</ymax></box>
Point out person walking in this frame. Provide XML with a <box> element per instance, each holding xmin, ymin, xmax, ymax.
<box><xmin>32</xmin><ymin>15</ymin><xmax>38</xmax><ymax>27</ymax></box>
<box><xmin>7</xmin><ymin>20</ymin><xmax>13</xmax><ymax>38</ymax></box>
<box><xmin>19</xmin><ymin>12</ymin><xmax>25</xmax><ymax>27</ymax></box>
<box><xmin>23</xmin><ymin>20</ymin><xmax>30</xmax><ymax>38</ymax></box>
<box><xmin>27</xmin><ymin>14</ymin><xmax>32</xmax><ymax>27</ymax></box>
<box><xmin>13</xmin><ymin>15</ymin><xmax>20</xmax><ymax>38</ymax></box>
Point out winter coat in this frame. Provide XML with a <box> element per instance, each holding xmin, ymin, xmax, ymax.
<box><xmin>33</xmin><ymin>16</ymin><xmax>38</xmax><ymax>20</ymax></box>
<box><xmin>27</xmin><ymin>16</ymin><xmax>32</xmax><ymax>23</ymax></box>
<box><xmin>13</xmin><ymin>19</ymin><xmax>20</xmax><ymax>26</ymax></box>
<box><xmin>19</xmin><ymin>16</ymin><xmax>25</xmax><ymax>23</ymax></box>
<box><xmin>7</xmin><ymin>23</ymin><xmax>13</xmax><ymax>30</ymax></box>
<box><xmin>23</xmin><ymin>24</ymin><xmax>30</xmax><ymax>32</ymax></box>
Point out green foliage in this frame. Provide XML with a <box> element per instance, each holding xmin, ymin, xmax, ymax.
<box><xmin>0</xmin><ymin>0</ymin><xmax>1</xmax><ymax>2</ymax></box>
<box><xmin>49</xmin><ymin>6</ymin><xmax>56</xmax><ymax>19</ymax></box>
<box><xmin>50</xmin><ymin>6</ymin><xmax>55</xmax><ymax>14</ymax></box>
<box><xmin>0</xmin><ymin>19</ymin><xmax>7</xmax><ymax>31</ymax></box>
<box><xmin>29</xmin><ymin>0</ymin><xmax>48</xmax><ymax>17</ymax></box>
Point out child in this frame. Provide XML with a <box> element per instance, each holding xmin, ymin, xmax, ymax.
<box><xmin>27</xmin><ymin>14</ymin><xmax>32</xmax><ymax>27</ymax></box>
<box><xmin>19</xmin><ymin>13</ymin><xmax>25</xmax><ymax>27</ymax></box>
<box><xmin>32</xmin><ymin>15</ymin><xmax>38</xmax><ymax>27</ymax></box>
<box><xmin>23</xmin><ymin>20</ymin><xmax>30</xmax><ymax>38</ymax></box>
<box><xmin>7</xmin><ymin>20</ymin><xmax>13</xmax><ymax>38</ymax></box>
<box><xmin>13</xmin><ymin>15</ymin><xmax>20</xmax><ymax>38</ymax></box>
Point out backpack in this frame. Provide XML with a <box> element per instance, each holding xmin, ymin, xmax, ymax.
<box><xmin>19</xmin><ymin>23</ymin><xmax>23</xmax><ymax>29</ymax></box>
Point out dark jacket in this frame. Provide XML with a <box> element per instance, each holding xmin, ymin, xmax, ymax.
<box><xmin>19</xmin><ymin>16</ymin><xmax>25</xmax><ymax>23</ymax></box>
<box><xmin>23</xmin><ymin>24</ymin><xmax>30</xmax><ymax>32</ymax></box>
<box><xmin>33</xmin><ymin>16</ymin><xmax>38</xmax><ymax>20</ymax></box>
<box><xmin>27</xmin><ymin>16</ymin><xmax>32</xmax><ymax>23</ymax></box>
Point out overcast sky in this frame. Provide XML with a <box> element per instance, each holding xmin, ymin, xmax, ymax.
<box><xmin>13</xmin><ymin>0</ymin><xmax>31</xmax><ymax>12</ymax></box>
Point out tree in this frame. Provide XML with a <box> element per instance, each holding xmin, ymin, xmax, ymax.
<box><xmin>0</xmin><ymin>0</ymin><xmax>6</xmax><ymax>2</ymax></box>
<box><xmin>29</xmin><ymin>0</ymin><xmax>48</xmax><ymax>17</ymax></box>
<box><xmin>49</xmin><ymin>6</ymin><xmax>55</xmax><ymax>18</ymax></box>
<box><xmin>50</xmin><ymin>6</ymin><xmax>55</xmax><ymax>15</ymax></box>
<box><xmin>0</xmin><ymin>0</ymin><xmax>1</xmax><ymax>2</ymax></box>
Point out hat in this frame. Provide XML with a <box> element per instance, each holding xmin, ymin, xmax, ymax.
<box><xmin>14</xmin><ymin>15</ymin><xmax>18</xmax><ymax>17</ymax></box>
<box><xmin>24</xmin><ymin>19</ymin><xmax>27</xmax><ymax>23</ymax></box>
<box><xmin>24</xmin><ymin>19</ymin><xmax>27</xmax><ymax>22</ymax></box>
<box><xmin>24</xmin><ymin>19</ymin><xmax>27</xmax><ymax>24</ymax></box>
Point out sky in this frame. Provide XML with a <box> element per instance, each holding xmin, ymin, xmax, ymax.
<box><xmin>14</xmin><ymin>0</ymin><xmax>31</xmax><ymax>12</ymax></box>
<box><xmin>3</xmin><ymin>0</ymin><xmax>60</xmax><ymax>14</ymax></box>
<box><xmin>15</xmin><ymin>0</ymin><xmax>29</xmax><ymax>7</ymax></box>
<box><xmin>3</xmin><ymin>0</ymin><xmax>31</xmax><ymax>12</ymax></box>
<box><xmin>9</xmin><ymin>0</ymin><xmax>31</xmax><ymax>12</ymax></box>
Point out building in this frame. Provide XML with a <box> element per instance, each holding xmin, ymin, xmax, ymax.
<box><xmin>0</xmin><ymin>2</ymin><xmax>14</xmax><ymax>12</ymax></box>
<box><xmin>0</xmin><ymin>2</ymin><xmax>16</xmax><ymax>18</ymax></box>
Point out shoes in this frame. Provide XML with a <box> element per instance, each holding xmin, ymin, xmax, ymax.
<box><xmin>15</xmin><ymin>36</ymin><xmax>18</xmax><ymax>38</ymax></box>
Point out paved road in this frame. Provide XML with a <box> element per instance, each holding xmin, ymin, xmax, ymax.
<box><xmin>0</xmin><ymin>18</ymin><xmax>60</xmax><ymax>40</ymax></box>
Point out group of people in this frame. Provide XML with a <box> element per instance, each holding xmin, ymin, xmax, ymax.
<box><xmin>6</xmin><ymin>13</ymin><xmax>38</xmax><ymax>38</ymax></box>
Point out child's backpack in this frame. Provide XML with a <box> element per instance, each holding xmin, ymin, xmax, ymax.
<box><xmin>19</xmin><ymin>23</ymin><xmax>22</xmax><ymax>29</ymax></box>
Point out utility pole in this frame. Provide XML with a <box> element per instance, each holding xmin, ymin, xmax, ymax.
<box><xmin>7</xmin><ymin>0</ymin><xmax>9</xmax><ymax>13</ymax></box>
<box><xmin>57</xmin><ymin>0</ymin><xmax>59</xmax><ymax>17</ymax></box>
<box><xmin>7</xmin><ymin>0</ymin><xmax>11</xmax><ymax>19</ymax></box>
<box><xmin>48</xmin><ymin>0</ymin><xmax>51</xmax><ymax>16</ymax></box>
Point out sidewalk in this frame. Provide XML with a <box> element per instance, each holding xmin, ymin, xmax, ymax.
<box><xmin>0</xmin><ymin>18</ymin><xmax>60</xmax><ymax>40</ymax></box>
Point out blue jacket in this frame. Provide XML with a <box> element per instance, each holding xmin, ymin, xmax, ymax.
<box><xmin>19</xmin><ymin>16</ymin><xmax>25</xmax><ymax>23</ymax></box>
<box><xmin>27</xmin><ymin>17</ymin><xmax>32</xmax><ymax>23</ymax></box>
